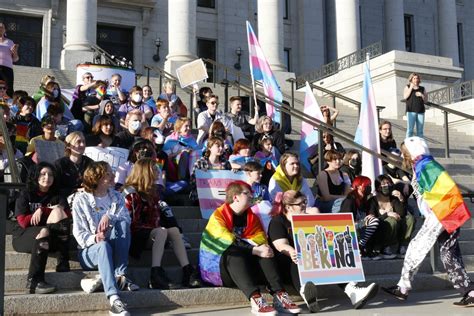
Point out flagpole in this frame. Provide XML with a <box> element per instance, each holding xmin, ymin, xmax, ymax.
<box><xmin>246</xmin><ymin>21</ymin><xmax>259</xmax><ymax>116</ymax></box>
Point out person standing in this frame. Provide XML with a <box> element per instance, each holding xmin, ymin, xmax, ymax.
<box><xmin>0</xmin><ymin>22</ymin><xmax>19</xmax><ymax>98</ymax></box>
<box><xmin>404</xmin><ymin>73</ymin><xmax>428</xmax><ymax>138</ymax></box>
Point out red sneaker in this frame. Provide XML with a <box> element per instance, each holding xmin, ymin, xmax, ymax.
<box><xmin>250</xmin><ymin>294</ymin><xmax>276</xmax><ymax>315</ymax></box>
<box><xmin>273</xmin><ymin>290</ymin><xmax>302</xmax><ymax>314</ymax></box>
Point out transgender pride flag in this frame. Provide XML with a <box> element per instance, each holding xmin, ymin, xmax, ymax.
<box><xmin>246</xmin><ymin>21</ymin><xmax>282</xmax><ymax>124</ymax></box>
<box><xmin>354</xmin><ymin>61</ymin><xmax>382</xmax><ymax>187</ymax></box>
<box><xmin>300</xmin><ymin>82</ymin><xmax>324</xmax><ymax>173</ymax></box>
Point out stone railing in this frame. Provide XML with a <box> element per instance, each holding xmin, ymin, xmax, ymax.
<box><xmin>427</xmin><ymin>80</ymin><xmax>473</xmax><ymax>105</ymax></box>
<box><xmin>295</xmin><ymin>41</ymin><xmax>382</xmax><ymax>89</ymax></box>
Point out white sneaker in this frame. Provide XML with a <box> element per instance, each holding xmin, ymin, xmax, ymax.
<box><xmin>81</xmin><ymin>275</ymin><xmax>103</xmax><ymax>293</ymax></box>
<box><xmin>344</xmin><ymin>282</ymin><xmax>379</xmax><ymax>309</ymax></box>
<box><xmin>300</xmin><ymin>282</ymin><xmax>320</xmax><ymax>313</ymax></box>
<box><xmin>109</xmin><ymin>299</ymin><xmax>130</xmax><ymax>316</ymax></box>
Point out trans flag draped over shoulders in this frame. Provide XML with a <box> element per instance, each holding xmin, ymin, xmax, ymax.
<box><xmin>414</xmin><ymin>155</ymin><xmax>471</xmax><ymax>233</ymax></box>
<box><xmin>246</xmin><ymin>21</ymin><xmax>282</xmax><ymax>124</ymax></box>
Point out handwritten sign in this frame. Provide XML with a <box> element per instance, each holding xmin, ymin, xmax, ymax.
<box><xmin>84</xmin><ymin>146</ymin><xmax>129</xmax><ymax>172</ymax></box>
<box><xmin>195</xmin><ymin>170</ymin><xmax>246</xmax><ymax>219</ymax></box>
<box><xmin>35</xmin><ymin>140</ymin><xmax>65</xmax><ymax>163</ymax></box>
<box><xmin>176</xmin><ymin>59</ymin><xmax>208</xmax><ymax>88</ymax></box>
<box><xmin>291</xmin><ymin>213</ymin><xmax>365</xmax><ymax>285</ymax></box>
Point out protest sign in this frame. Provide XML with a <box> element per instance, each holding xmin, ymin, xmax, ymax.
<box><xmin>195</xmin><ymin>170</ymin><xmax>246</xmax><ymax>219</ymax></box>
<box><xmin>250</xmin><ymin>200</ymin><xmax>272</xmax><ymax>233</ymax></box>
<box><xmin>84</xmin><ymin>146</ymin><xmax>129</xmax><ymax>172</ymax></box>
<box><xmin>35</xmin><ymin>140</ymin><xmax>65</xmax><ymax>163</ymax></box>
<box><xmin>76</xmin><ymin>64</ymin><xmax>136</xmax><ymax>91</ymax></box>
<box><xmin>176</xmin><ymin>59</ymin><xmax>208</xmax><ymax>88</ymax></box>
<box><xmin>291</xmin><ymin>213</ymin><xmax>365</xmax><ymax>285</ymax></box>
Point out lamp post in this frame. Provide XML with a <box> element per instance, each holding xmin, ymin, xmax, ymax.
<box><xmin>234</xmin><ymin>47</ymin><xmax>242</xmax><ymax>70</ymax></box>
<box><xmin>153</xmin><ymin>38</ymin><xmax>163</xmax><ymax>62</ymax></box>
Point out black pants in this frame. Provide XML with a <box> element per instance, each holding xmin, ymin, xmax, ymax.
<box><xmin>220</xmin><ymin>245</ymin><xmax>284</xmax><ymax>299</ymax></box>
<box><xmin>12</xmin><ymin>219</ymin><xmax>70</xmax><ymax>281</ymax></box>
<box><xmin>0</xmin><ymin>65</ymin><xmax>14</xmax><ymax>98</ymax></box>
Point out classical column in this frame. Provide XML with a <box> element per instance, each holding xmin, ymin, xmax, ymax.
<box><xmin>164</xmin><ymin>0</ymin><xmax>197</xmax><ymax>75</ymax></box>
<box><xmin>257</xmin><ymin>0</ymin><xmax>286</xmax><ymax>72</ymax></box>
<box><xmin>60</xmin><ymin>0</ymin><xmax>97</xmax><ymax>70</ymax></box>
<box><xmin>384</xmin><ymin>0</ymin><xmax>405</xmax><ymax>52</ymax></box>
<box><xmin>335</xmin><ymin>0</ymin><xmax>360</xmax><ymax>58</ymax></box>
<box><xmin>438</xmin><ymin>0</ymin><xmax>459</xmax><ymax>66</ymax></box>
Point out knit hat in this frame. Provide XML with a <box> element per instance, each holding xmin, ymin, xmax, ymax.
<box><xmin>403</xmin><ymin>136</ymin><xmax>430</xmax><ymax>159</ymax></box>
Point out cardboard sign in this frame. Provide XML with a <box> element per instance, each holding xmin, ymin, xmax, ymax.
<box><xmin>195</xmin><ymin>170</ymin><xmax>246</xmax><ymax>219</ymax></box>
<box><xmin>176</xmin><ymin>59</ymin><xmax>208</xmax><ymax>88</ymax></box>
<box><xmin>291</xmin><ymin>213</ymin><xmax>365</xmax><ymax>285</ymax></box>
<box><xmin>35</xmin><ymin>140</ymin><xmax>65</xmax><ymax>163</ymax></box>
<box><xmin>84</xmin><ymin>146</ymin><xmax>129</xmax><ymax>172</ymax></box>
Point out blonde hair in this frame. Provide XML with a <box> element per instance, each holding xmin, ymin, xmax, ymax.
<box><xmin>124</xmin><ymin>158</ymin><xmax>158</xmax><ymax>198</ymax></box>
<box><xmin>407</xmin><ymin>73</ymin><xmax>420</xmax><ymax>84</ymax></box>
<box><xmin>255</xmin><ymin>115</ymin><xmax>272</xmax><ymax>134</ymax></box>
<box><xmin>64</xmin><ymin>131</ymin><xmax>85</xmax><ymax>157</ymax></box>
<box><xmin>279</xmin><ymin>152</ymin><xmax>301</xmax><ymax>181</ymax></box>
<box><xmin>40</xmin><ymin>75</ymin><xmax>55</xmax><ymax>87</ymax></box>
<box><xmin>400</xmin><ymin>143</ymin><xmax>413</xmax><ymax>170</ymax></box>
<box><xmin>174</xmin><ymin>117</ymin><xmax>191</xmax><ymax>133</ymax></box>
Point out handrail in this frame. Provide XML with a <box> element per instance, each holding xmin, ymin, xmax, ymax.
<box><xmin>425</xmin><ymin>101</ymin><xmax>474</xmax><ymax>121</ymax></box>
<box><xmin>295</xmin><ymin>41</ymin><xmax>383</xmax><ymax>89</ymax></box>
<box><xmin>427</xmin><ymin>80</ymin><xmax>473</xmax><ymax>105</ymax></box>
<box><xmin>308</xmin><ymin>82</ymin><xmax>361</xmax><ymax>111</ymax></box>
<box><xmin>89</xmin><ymin>43</ymin><xmax>133</xmax><ymax>68</ymax></box>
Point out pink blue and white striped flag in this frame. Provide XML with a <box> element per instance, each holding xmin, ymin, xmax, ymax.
<box><xmin>354</xmin><ymin>62</ymin><xmax>382</xmax><ymax>187</ymax></box>
<box><xmin>246</xmin><ymin>21</ymin><xmax>282</xmax><ymax>124</ymax></box>
<box><xmin>300</xmin><ymin>82</ymin><xmax>324</xmax><ymax>173</ymax></box>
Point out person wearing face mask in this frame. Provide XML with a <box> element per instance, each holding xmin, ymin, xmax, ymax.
<box><xmin>339</xmin><ymin>150</ymin><xmax>361</xmax><ymax>183</ymax></box>
<box><xmin>118</xmin><ymin>86</ymin><xmax>153</xmax><ymax>128</ymax></box>
<box><xmin>367</xmin><ymin>175</ymin><xmax>415</xmax><ymax>260</ymax></box>
<box><xmin>116</xmin><ymin>110</ymin><xmax>147</xmax><ymax>150</ymax></box>
<box><xmin>35</xmin><ymin>81</ymin><xmax>75</xmax><ymax>122</ymax></box>
<box><xmin>383</xmin><ymin>148</ymin><xmax>411</xmax><ymax>184</ymax></box>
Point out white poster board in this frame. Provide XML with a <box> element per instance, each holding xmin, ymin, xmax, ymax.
<box><xmin>176</xmin><ymin>59</ymin><xmax>208</xmax><ymax>88</ymax></box>
<box><xmin>35</xmin><ymin>140</ymin><xmax>65</xmax><ymax>164</ymax></box>
<box><xmin>84</xmin><ymin>146</ymin><xmax>129</xmax><ymax>172</ymax></box>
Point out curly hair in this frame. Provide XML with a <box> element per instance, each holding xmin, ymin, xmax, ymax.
<box><xmin>82</xmin><ymin>161</ymin><xmax>110</xmax><ymax>193</ymax></box>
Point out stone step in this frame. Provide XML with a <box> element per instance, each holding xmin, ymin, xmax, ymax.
<box><xmin>5</xmin><ymin>271</ymin><xmax>474</xmax><ymax>315</ymax></box>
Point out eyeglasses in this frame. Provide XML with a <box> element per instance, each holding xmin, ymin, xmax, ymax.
<box><xmin>0</xmin><ymin>87</ymin><xmax>6</xmax><ymax>90</ymax></box>
<box><xmin>289</xmin><ymin>200</ymin><xmax>307</xmax><ymax>206</ymax></box>
<box><xmin>83</xmin><ymin>76</ymin><xmax>92</xmax><ymax>79</ymax></box>
<box><xmin>210</xmin><ymin>101</ymin><xmax>219</xmax><ymax>105</ymax></box>
<box><xmin>240</xmin><ymin>191</ymin><xmax>251</xmax><ymax>196</ymax></box>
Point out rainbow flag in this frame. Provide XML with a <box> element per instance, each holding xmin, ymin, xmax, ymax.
<box><xmin>300</xmin><ymin>82</ymin><xmax>324</xmax><ymax>173</ymax></box>
<box><xmin>414</xmin><ymin>155</ymin><xmax>471</xmax><ymax>233</ymax></box>
<box><xmin>246</xmin><ymin>21</ymin><xmax>282</xmax><ymax>124</ymax></box>
<box><xmin>354</xmin><ymin>61</ymin><xmax>382</xmax><ymax>189</ymax></box>
<box><xmin>199</xmin><ymin>203</ymin><xmax>267</xmax><ymax>286</ymax></box>
<box><xmin>291</xmin><ymin>213</ymin><xmax>365</xmax><ymax>285</ymax></box>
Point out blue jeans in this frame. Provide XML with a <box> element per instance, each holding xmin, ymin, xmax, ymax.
<box><xmin>406</xmin><ymin>112</ymin><xmax>425</xmax><ymax>138</ymax></box>
<box><xmin>78</xmin><ymin>220</ymin><xmax>131</xmax><ymax>297</ymax></box>
<box><xmin>315</xmin><ymin>197</ymin><xmax>344</xmax><ymax>213</ymax></box>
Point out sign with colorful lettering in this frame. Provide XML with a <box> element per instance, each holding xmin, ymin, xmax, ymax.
<box><xmin>291</xmin><ymin>213</ymin><xmax>365</xmax><ymax>285</ymax></box>
<box><xmin>195</xmin><ymin>170</ymin><xmax>246</xmax><ymax>219</ymax></box>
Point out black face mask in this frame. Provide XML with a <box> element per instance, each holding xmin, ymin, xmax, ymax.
<box><xmin>380</xmin><ymin>184</ymin><xmax>392</xmax><ymax>196</ymax></box>
<box><xmin>349</xmin><ymin>158</ymin><xmax>361</xmax><ymax>169</ymax></box>
<box><xmin>364</xmin><ymin>186</ymin><xmax>372</xmax><ymax>197</ymax></box>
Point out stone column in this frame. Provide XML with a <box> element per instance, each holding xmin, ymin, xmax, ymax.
<box><xmin>384</xmin><ymin>0</ymin><xmax>405</xmax><ymax>52</ymax></box>
<box><xmin>335</xmin><ymin>0</ymin><xmax>360</xmax><ymax>58</ymax></box>
<box><xmin>257</xmin><ymin>0</ymin><xmax>286</xmax><ymax>72</ymax></box>
<box><xmin>164</xmin><ymin>0</ymin><xmax>197</xmax><ymax>76</ymax></box>
<box><xmin>60</xmin><ymin>0</ymin><xmax>97</xmax><ymax>70</ymax></box>
<box><xmin>438</xmin><ymin>0</ymin><xmax>459</xmax><ymax>66</ymax></box>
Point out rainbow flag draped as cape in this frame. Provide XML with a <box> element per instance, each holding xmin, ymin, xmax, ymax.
<box><xmin>414</xmin><ymin>155</ymin><xmax>471</xmax><ymax>233</ymax></box>
<box><xmin>199</xmin><ymin>203</ymin><xmax>267</xmax><ymax>286</ymax></box>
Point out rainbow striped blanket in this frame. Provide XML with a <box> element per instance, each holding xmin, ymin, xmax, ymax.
<box><xmin>414</xmin><ymin>155</ymin><xmax>471</xmax><ymax>233</ymax></box>
<box><xmin>199</xmin><ymin>203</ymin><xmax>267</xmax><ymax>286</ymax></box>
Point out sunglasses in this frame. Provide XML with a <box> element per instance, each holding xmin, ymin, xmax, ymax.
<box><xmin>289</xmin><ymin>200</ymin><xmax>307</xmax><ymax>206</ymax></box>
<box><xmin>210</xmin><ymin>101</ymin><xmax>219</xmax><ymax>105</ymax></box>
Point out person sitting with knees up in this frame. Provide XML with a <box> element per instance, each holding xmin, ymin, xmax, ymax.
<box><xmin>199</xmin><ymin>181</ymin><xmax>301</xmax><ymax>315</ymax></box>
<box><xmin>72</xmin><ymin>161</ymin><xmax>138</xmax><ymax>316</ymax></box>
<box><xmin>13</xmin><ymin>162</ymin><xmax>71</xmax><ymax>294</ymax></box>
<box><xmin>123</xmin><ymin>158</ymin><xmax>201</xmax><ymax>289</ymax></box>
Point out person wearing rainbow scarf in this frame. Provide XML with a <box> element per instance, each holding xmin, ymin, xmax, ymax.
<box><xmin>383</xmin><ymin>137</ymin><xmax>474</xmax><ymax>307</ymax></box>
<box><xmin>199</xmin><ymin>181</ymin><xmax>301</xmax><ymax>315</ymax></box>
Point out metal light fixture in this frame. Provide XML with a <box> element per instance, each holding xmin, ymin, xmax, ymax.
<box><xmin>234</xmin><ymin>47</ymin><xmax>242</xmax><ymax>70</ymax></box>
<box><xmin>153</xmin><ymin>38</ymin><xmax>162</xmax><ymax>62</ymax></box>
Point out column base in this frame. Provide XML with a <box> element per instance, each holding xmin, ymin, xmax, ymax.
<box><xmin>60</xmin><ymin>49</ymin><xmax>95</xmax><ymax>70</ymax></box>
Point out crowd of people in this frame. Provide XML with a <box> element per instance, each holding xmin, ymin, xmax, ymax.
<box><xmin>0</xmin><ymin>65</ymin><xmax>472</xmax><ymax>316</ymax></box>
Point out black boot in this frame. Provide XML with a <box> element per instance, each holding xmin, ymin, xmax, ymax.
<box><xmin>182</xmin><ymin>264</ymin><xmax>202</xmax><ymax>288</ymax></box>
<box><xmin>48</xmin><ymin>220</ymin><xmax>71</xmax><ymax>272</ymax></box>
<box><xmin>149</xmin><ymin>266</ymin><xmax>175</xmax><ymax>290</ymax></box>
<box><xmin>27</xmin><ymin>237</ymin><xmax>56</xmax><ymax>294</ymax></box>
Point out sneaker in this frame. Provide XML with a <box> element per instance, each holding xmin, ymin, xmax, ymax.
<box><xmin>273</xmin><ymin>290</ymin><xmax>301</xmax><ymax>314</ymax></box>
<box><xmin>250</xmin><ymin>294</ymin><xmax>276</xmax><ymax>315</ymax></box>
<box><xmin>26</xmin><ymin>278</ymin><xmax>57</xmax><ymax>294</ymax></box>
<box><xmin>361</xmin><ymin>248</ymin><xmax>382</xmax><ymax>261</ymax></box>
<box><xmin>81</xmin><ymin>275</ymin><xmax>103</xmax><ymax>293</ymax></box>
<box><xmin>381</xmin><ymin>247</ymin><xmax>397</xmax><ymax>260</ymax></box>
<box><xmin>398</xmin><ymin>246</ymin><xmax>407</xmax><ymax>259</ymax></box>
<box><xmin>109</xmin><ymin>299</ymin><xmax>130</xmax><ymax>316</ymax></box>
<box><xmin>300</xmin><ymin>282</ymin><xmax>320</xmax><ymax>313</ymax></box>
<box><xmin>382</xmin><ymin>285</ymin><xmax>408</xmax><ymax>301</ymax></box>
<box><xmin>344</xmin><ymin>282</ymin><xmax>379</xmax><ymax>309</ymax></box>
<box><xmin>453</xmin><ymin>294</ymin><xmax>474</xmax><ymax>307</ymax></box>
<box><xmin>116</xmin><ymin>275</ymin><xmax>139</xmax><ymax>291</ymax></box>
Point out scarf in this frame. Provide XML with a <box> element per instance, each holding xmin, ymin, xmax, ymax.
<box><xmin>199</xmin><ymin>203</ymin><xmax>267</xmax><ymax>286</ymax></box>
<box><xmin>272</xmin><ymin>165</ymin><xmax>302</xmax><ymax>192</ymax></box>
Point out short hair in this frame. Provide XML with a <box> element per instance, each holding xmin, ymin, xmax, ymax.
<box><xmin>83</xmin><ymin>161</ymin><xmax>110</xmax><ymax>193</ymax></box>
<box><xmin>232</xmin><ymin>138</ymin><xmax>250</xmax><ymax>154</ymax></box>
<box><xmin>225</xmin><ymin>180</ymin><xmax>252</xmax><ymax>204</ymax></box>
<box><xmin>125</xmin><ymin>109</ymin><xmax>143</xmax><ymax>126</ymax></box>
<box><xmin>324</xmin><ymin>149</ymin><xmax>343</xmax><ymax>162</ymax></box>
<box><xmin>279</xmin><ymin>152</ymin><xmax>301</xmax><ymax>180</ymax></box>
<box><xmin>174</xmin><ymin>117</ymin><xmax>191</xmax><ymax>133</ymax></box>
<box><xmin>129</xmin><ymin>85</ymin><xmax>143</xmax><ymax>94</ymax></box>
<box><xmin>41</xmin><ymin>115</ymin><xmax>56</xmax><ymax>128</ymax></box>
<box><xmin>206</xmin><ymin>94</ymin><xmax>219</xmax><ymax>103</ymax></box>
<box><xmin>407</xmin><ymin>72</ymin><xmax>420</xmax><ymax>83</ymax></box>
<box><xmin>243</xmin><ymin>161</ymin><xmax>263</xmax><ymax>172</ymax></box>
<box><xmin>140</xmin><ymin>126</ymin><xmax>157</xmax><ymax>142</ymax></box>
<box><xmin>229</xmin><ymin>96</ymin><xmax>241</xmax><ymax>104</ymax></box>
<box><xmin>342</xmin><ymin>149</ymin><xmax>360</xmax><ymax>166</ymax></box>
<box><xmin>258</xmin><ymin>135</ymin><xmax>273</xmax><ymax>149</ymax></box>
<box><xmin>46</xmin><ymin>101</ymin><xmax>64</xmax><ymax>116</ymax></box>
<box><xmin>64</xmin><ymin>131</ymin><xmax>85</xmax><ymax>157</ymax></box>
<box><xmin>128</xmin><ymin>139</ymin><xmax>156</xmax><ymax>163</ymax></box>
<box><xmin>162</xmin><ymin>79</ymin><xmax>176</xmax><ymax>91</ymax></box>
<box><xmin>199</xmin><ymin>87</ymin><xmax>213</xmax><ymax>99</ymax></box>
<box><xmin>111</xmin><ymin>73</ymin><xmax>122</xmax><ymax>80</ymax></box>
<box><xmin>82</xmin><ymin>72</ymin><xmax>93</xmax><ymax>80</ymax></box>
<box><xmin>92</xmin><ymin>115</ymin><xmax>115</xmax><ymax>135</ymax></box>
<box><xmin>204</xmin><ymin>137</ymin><xmax>224</xmax><ymax>158</ymax></box>
<box><xmin>19</xmin><ymin>96</ymin><xmax>36</xmax><ymax>110</ymax></box>
<box><xmin>255</xmin><ymin>115</ymin><xmax>273</xmax><ymax>134</ymax></box>
<box><xmin>156</xmin><ymin>99</ymin><xmax>169</xmax><ymax>110</ymax></box>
